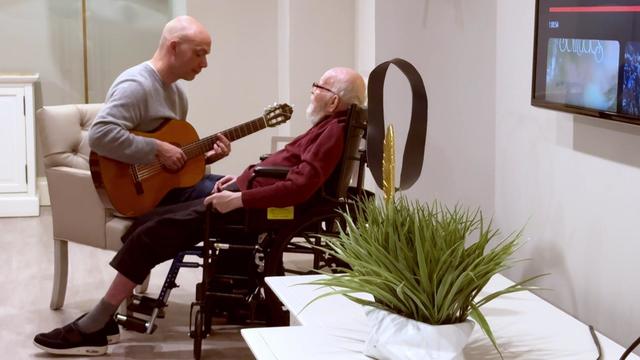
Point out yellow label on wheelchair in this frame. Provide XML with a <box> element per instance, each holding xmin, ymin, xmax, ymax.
<box><xmin>267</xmin><ymin>206</ymin><xmax>294</xmax><ymax>220</ymax></box>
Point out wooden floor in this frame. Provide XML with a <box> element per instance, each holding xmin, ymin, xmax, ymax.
<box><xmin>0</xmin><ymin>207</ymin><xmax>312</xmax><ymax>359</ymax></box>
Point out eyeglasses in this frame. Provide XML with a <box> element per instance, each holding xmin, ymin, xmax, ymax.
<box><xmin>311</xmin><ymin>82</ymin><xmax>338</xmax><ymax>96</ymax></box>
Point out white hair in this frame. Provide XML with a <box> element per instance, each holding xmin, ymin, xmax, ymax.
<box><xmin>336</xmin><ymin>81</ymin><xmax>365</xmax><ymax>107</ymax></box>
<box><xmin>330</xmin><ymin>67</ymin><xmax>366</xmax><ymax>107</ymax></box>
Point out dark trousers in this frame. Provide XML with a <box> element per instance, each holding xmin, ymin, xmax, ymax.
<box><xmin>110</xmin><ymin>198</ymin><xmax>210</xmax><ymax>284</ymax></box>
<box><xmin>110</xmin><ymin>174</ymin><xmax>241</xmax><ymax>284</ymax></box>
<box><xmin>157</xmin><ymin>174</ymin><xmax>224</xmax><ymax>207</ymax></box>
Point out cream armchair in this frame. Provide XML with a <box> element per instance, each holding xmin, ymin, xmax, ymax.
<box><xmin>36</xmin><ymin>104</ymin><xmax>142</xmax><ymax>310</ymax></box>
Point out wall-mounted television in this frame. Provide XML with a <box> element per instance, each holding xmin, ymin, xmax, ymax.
<box><xmin>532</xmin><ymin>0</ymin><xmax>640</xmax><ymax>125</ymax></box>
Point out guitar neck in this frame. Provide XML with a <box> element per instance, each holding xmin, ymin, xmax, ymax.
<box><xmin>182</xmin><ymin>116</ymin><xmax>268</xmax><ymax>158</ymax></box>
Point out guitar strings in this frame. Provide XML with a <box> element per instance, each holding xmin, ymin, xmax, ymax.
<box><xmin>135</xmin><ymin>126</ymin><xmax>238</xmax><ymax>178</ymax></box>
<box><xmin>132</xmin><ymin>116</ymin><xmax>275</xmax><ymax>180</ymax></box>
<box><xmin>135</xmin><ymin>131</ymin><xmax>234</xmax><ymax>179</ymax></box>
<box><xmin>134</xmin><ymin>118</ymin><xmax>266</xmax><ymax>180</ymax></box>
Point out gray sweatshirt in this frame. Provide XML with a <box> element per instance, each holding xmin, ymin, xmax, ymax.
<box><xmin>88</xmin><ymin>62</ymin><xmax>188</xmax><ymax>164</ymax></box>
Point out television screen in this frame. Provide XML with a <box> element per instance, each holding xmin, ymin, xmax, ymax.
<box><xmin>532</xmin><ymin>0</ymin><xmax>640</xmax><ymax>124</ymax></box>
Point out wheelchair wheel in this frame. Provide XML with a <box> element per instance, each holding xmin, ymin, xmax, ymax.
<box><xmin>192</xmin><ymin>309</ymin><xmax>203</xmax><ymax>360</ymax></box>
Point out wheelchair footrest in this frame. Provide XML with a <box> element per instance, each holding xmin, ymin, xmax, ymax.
<box><xmin>128</xmin><ymin>295</ymin><xmax>166</xmax><ymax>318</ymax></box>
<box><xmin>212</xmin><ymin>274</ymin><xmax>250</xmax><ymax>281</ymax></box>
<box><xmin>115</xmin><ymin>313</ymin><xmax>158</xmax><ymax>334</ymax></box>
<box><xmin>212</xmin><ymin>243</ymin><xmax>256</xmax><ymax>251</ymax></box>
<box><xmin>208</xmin><ymin>291</ymin><xmax>246</xmax><ymax>300</ymax></box>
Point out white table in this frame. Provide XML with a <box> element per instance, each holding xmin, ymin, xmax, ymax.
<box><xmin>242</xmin><ymin>274</ymin><xmax>638</xmax><ymax>359</ymax></box>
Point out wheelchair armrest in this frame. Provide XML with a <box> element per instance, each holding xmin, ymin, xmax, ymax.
<box><xmin>247</xmin><ymin>166</ymin><xmax>290</xmax><ymax>191</ymax></box>
<box><xmin>253</xmin><ymin>166</ymin><xmax>290</xmax><ymax>178</ymax></box>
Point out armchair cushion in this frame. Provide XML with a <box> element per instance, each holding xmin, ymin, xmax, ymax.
<box><xmin>106</xmin><ymin>217</ymin><xmax>133</xmax><ymax>251</ymax></box>
<box><xmin>37</xmin><ymin>103</ymin><xmax>102</xmax><ymax>170</ymax></box>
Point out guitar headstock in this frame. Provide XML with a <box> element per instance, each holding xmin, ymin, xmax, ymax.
<box><xmin>263</xmin><ymin>103</ymin><xmax>293</xmax><ymax>127</ymax></box>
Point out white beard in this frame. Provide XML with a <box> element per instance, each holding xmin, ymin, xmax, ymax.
<box><xmin>306</xmin><ymin>102</ymin><xmax>326</xmax><ymax>125</ymax></box>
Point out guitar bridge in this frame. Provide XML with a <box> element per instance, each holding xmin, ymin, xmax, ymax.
<box><xmin>134</xmin><ymin>181</ymin><xmax>144</xmax><ymax>195</ymax></box>
<box><xmin>130</xmin><ymin>165</ymin><xmax>145</xmax><ymax>195</ymax></box>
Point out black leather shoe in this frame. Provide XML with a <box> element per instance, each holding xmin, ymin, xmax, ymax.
<box><xmin>103</xmin><ymin>315</ymin><xmax>120</xmax><ymax>344</ymax></box>
<box><xmin>33</xmin><ymin>320</ymin><xmax>108</xmax><ymax>356</ymax></box>
<box><xmin>74</xmin><ymin>313</ymin><xmax>120</xmax><ymax>344</ymax></box>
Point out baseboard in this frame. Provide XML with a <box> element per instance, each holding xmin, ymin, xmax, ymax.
<box><xmin>37</xmin><ymin>176</ymin><xmax>50</xmax><ymax>206</ymax></box>
<box><xmin>0</xmin><ymin>196</ymin><xmax>39</xmax><ymax>217</ymax></box>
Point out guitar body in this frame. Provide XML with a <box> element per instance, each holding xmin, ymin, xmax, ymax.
<box><xmin>90</xmin><ymin>119</ymin><xmax>206</xmax><ymax>217</ymax></box>
<box><xmin>89</xmin><ymin>103</ymin><xmax>292</xmax><ymax>217</ymax></box>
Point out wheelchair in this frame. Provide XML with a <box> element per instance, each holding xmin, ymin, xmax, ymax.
<box><xmin>114</xmin><ymin>104</ymin><xmax>369</xmax><ymax>359</ymax></box>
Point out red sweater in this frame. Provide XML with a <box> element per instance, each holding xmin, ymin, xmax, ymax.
<box><xmin>236</xmin><ymin>111</ymin><xmax>348</xmax><ymax>208</ymax></box>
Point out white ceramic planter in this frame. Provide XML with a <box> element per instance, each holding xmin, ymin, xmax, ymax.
<box><xmin>364</xmin><ymin>307</ymin><xmax>475</xmax><ymax>360</ymax></box>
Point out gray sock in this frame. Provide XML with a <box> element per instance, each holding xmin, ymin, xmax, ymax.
<box><xmin>76</xmin><ymin>298</ymin><xmax>119</xmax><ymax>333</ymax></box>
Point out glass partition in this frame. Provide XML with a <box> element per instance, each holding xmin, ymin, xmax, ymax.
<box><xmin>85</xmin><ymin>0</ymin><xmax>173</xmax><ymax>102</ymax></box>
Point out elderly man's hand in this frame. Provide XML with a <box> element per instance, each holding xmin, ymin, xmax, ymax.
<box><xmin>205</xmin><ymin>134</ymin><xmax>231</xmax><ymax>164</ymax></box>
<box><xmin>212</xmin><ymin>175</ymin><xmax>237</xmax><ymax>193</ymax></box>
<box><xmin>204</xmin><ymin>190</ymin><xmax>243</xmax><ymax>213</ymax></box>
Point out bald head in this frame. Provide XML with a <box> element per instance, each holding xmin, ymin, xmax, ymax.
<box><xmin>306</xmin><ymin>67</ymin><xmax>366</xmax><ymax>125</ymax></box>
<box><xmin>151</xmin><ymin>16</ymin><xmax>211</xmax><ymax>83</ymax></box>
<box><xmin>320</xmin><ymin>67</ymin><xmax>366</xmax><ymax>110</ymax></box>
<box><xmin>159</xmin><ymin>16</ymin><xmax>210</xmax><ymax>49</ymax></box>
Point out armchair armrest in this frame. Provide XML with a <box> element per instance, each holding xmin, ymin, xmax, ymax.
<box><xmin>45</xmin><ymin>166</ymin><xmax>108</xmax><ymax>248</ymax></box>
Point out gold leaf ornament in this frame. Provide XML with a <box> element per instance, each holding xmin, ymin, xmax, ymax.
<box><xmin>383</xmin><ymin>124</ymin><xmax>395</xmax><ymax>201</ymax></box>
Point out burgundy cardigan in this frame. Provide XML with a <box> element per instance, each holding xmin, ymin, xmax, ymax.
<box><xmin>236</xmin><ymin>110</ymin><xmax>348</xmax><ymax>208</ymax></box>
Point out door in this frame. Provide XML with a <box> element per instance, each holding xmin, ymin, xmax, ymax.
<box><xmin>0</xmin><ymin>86</ymin><xmax>27</xmax><ymax>193</ymax></box>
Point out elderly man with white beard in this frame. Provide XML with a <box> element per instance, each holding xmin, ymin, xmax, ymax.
<box><xmin>33</xmin><ymin>67</ymin><xmax>366</xmax><ymax>356</ymax></box>
<box><xmin>206</xmin><ymin>66</ymin><xmax>366</xmax><ymax>212</ymax></box>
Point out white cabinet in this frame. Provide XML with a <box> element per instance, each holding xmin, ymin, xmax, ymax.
<box><xmin>0</xmin><ymin>74</ymin><xmax>39</xmax><ymax>217</ymax></box>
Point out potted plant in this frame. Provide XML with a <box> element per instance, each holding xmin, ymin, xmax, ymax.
<box><xmin>308</xmin><ymin>195</ymin><xmax>544</xmax><ymax>360</ymax></box>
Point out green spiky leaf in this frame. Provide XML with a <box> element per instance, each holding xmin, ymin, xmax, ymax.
<box><xmin>305</xmin><ymin>196</ymin><xmax>546</xmax><ymax>355</ymax></box>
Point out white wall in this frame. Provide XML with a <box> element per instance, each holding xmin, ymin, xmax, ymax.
<box><xmin>376</xmin><ymin>0</ymin><xmax>640</xmax><ymax>351</ymax></box>
<box><xmin>86</xmin><ymin>0</ymin><xmax>172</xmax><ymax>103</ymax></box>
<box><xmin>374</xmin><ymin>0</ymin><xmax>496</xmax><ymax>213</ymax></box>
<box><xmin>184</xmin><ymin>0</ymin><xmax>280</xmax><ymax>176</ymax></box>
<box><xmin>496</xmin><ymin>0</ymin><xmax>640</xmax><ymax>349</ymax></box>
<box><xmin>355</xmin><ymin>0</ymin><xmax>376</xmax><ymax>80</ymax></box>
<box><xmin>186</xmin><ymin>0</ymin><xmax>357</xmax><ymax>175</ymax></box>
<box><xmin>287</xmin><ymin>0</ymin><xmax>355</xmax><ymax>136</ymax></box>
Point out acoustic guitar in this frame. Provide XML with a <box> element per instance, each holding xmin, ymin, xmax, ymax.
<box><xmin>89</xmin><ymin>103</ymin><xmax>293</xmax><ymax>217</ymax></box>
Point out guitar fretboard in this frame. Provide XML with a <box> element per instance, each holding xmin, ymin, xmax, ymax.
<box><xmin>181</xmin><ymin>116</ymin><xmax>268</xmax><ymax>159</ymax></box>
<box><xmin>131</xmin><ymin>103</ymin><xmax>291</xmax><ymax>180</ymax></box>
